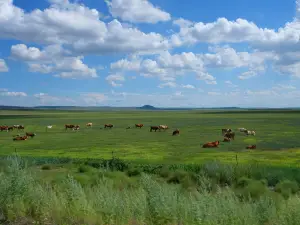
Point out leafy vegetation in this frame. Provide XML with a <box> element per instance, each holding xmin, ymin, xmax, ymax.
<box><xmin>0</xmin><ymin>156</ymin><xmax>300</xmax><ymax>224</ymax></box>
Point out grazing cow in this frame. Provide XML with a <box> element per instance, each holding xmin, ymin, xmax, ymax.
<box><xmin>224</xmin><ymin>131</ymin><xmax>235</xmax><ymax>140</ymax></box>
<box><xmin>26</xmin><ymin>132</ymin><xmax>36</xmax><ymax>138</ymax></box>
<box><xmin>104</xmin><ymin>124</ymin><xmax>114</xmax><ymax>128</ymax></box>
<box><xmin>135</xmin><ymin>124</ymin><xmax>144</xmax><ymax>128</ymax></box>
<box><xmin>0</xmin><ymin>126</ymin><xmax>8</xmax><ymax>132</ymax></box>
<box><xmin>150</xmin><ymin>126</ymin><xmax>160</xmax><ymax>132</ymax></box>
<box><xmin>126</xmin><ymin>126</ymin><xmax>131</xmax><ymax>129</ymax></box>
<box><xmin>246</xmin><ymin>145</ymin><xmax>256</xmax><ymax>149</ymax></box>
<box><xmin>72</xmin><ymin>125</ymin><xmax>80</xmax><ymax>131</ymax></box>
<box><xmin>65</xmin><ymin>124</ymin><xmax>75</xmax><ymax>130</ymax></box>
<box><xmin>239</xmin><ymin>128</ymin><xmax>247</xmax><ymax>132</ymax></box>
<box><xmin>47</xmin><ymin>125</ymin><xmax>53</xmax><ymax>129</ymax></box>
<box><xmin>86</xmin><ymin>123</ymin><xmax>93</xmax><ymax>128</ymax></box>
<box><xmin>13</xmin><ymin>135</ymin><xmax>28</xmax><ymax>141</ymax></box>
<box><xmin>222</xmin><ymin>128</ymin><xmax>232</xmax><ymax>135</ymax></box>
<box><xmin>7</xmin><ymin>126</ymin><xmax>14</xmax><ymax>131</ymax></box>
<box><xmin>172</xmin><ymin>129</ymin><xmax>180</xmax><ymax>136</ymax></box>
<box><xmin>159</xmin><ymin>125</ymin><xmax>168</xmax><ymax>131</ymax></box>
<box><xmin>223</xmin><ymin>137</ymin><xmax>231</xmax><ymax>142</ymax></box>
<box><xmin>17</xmin><ymin>125</ymin><xmax>25</xmax><ymax>130</ymax></box>
<box><xmin>202</xmin><ymin>141</ymin><xmax>220</xmax><ymax>148</ymax></box>
<box><xmin>245</xmin><ymin>130</ymin><xmax>256</xmax><ymax>136</ymax></box>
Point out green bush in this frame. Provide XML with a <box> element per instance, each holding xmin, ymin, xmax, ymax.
<box><xmin>126</xmin><ymin>167</ymin><xmax>141</xmax><ymax>177</ymax></box>
<box><xmin>236</xmin><ymin>180</ymin><xmax>268</xmax><ymax>201</ymax></box>
<box><xmin>275</xmin><ymin>180</ymin><xmax>299</xmax><ymax>199</ymax></box>
<box><xmin>78</xmin><ymin>165</ymin><xmax>91</xmax><ymax>173</ymax></box>
<box><xmin>41</xmin><ymin>164</ymin><xmax>51</xmax><ymax>170</ymax></box>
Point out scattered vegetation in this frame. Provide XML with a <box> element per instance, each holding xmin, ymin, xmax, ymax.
<box><xmin>0</xmin><ymin>156</ymin><xmax>300</xmax><ymax>224</ymax></box>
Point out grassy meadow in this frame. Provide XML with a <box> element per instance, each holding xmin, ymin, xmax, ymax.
<box><xmin>1</xmin><ymin>109</ymin><xmax>300</xmax><ymax>224</ymax></box>
<box><xmin>1</xmin><ymin>109</ymin><xmax>300</xmax><ymax>165</ymax></box>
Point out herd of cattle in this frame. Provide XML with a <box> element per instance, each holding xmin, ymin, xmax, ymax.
<box><xmin>1</xmin><ymin>123</ymin><xmax>256</xmax><ymax>149</ymax></box>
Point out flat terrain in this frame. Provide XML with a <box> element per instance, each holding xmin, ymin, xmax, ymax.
<box><xmin>1</xmin><ymin>109</ymin><xmax>300</xmax><ymax>166</ymax></box>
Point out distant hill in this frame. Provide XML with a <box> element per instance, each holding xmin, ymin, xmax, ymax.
<box><xmin>138</xmin><ymin>105</ymin><xmax>157</xmax><ymax>110</ymax></box>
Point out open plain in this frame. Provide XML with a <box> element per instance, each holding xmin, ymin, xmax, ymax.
<box><xmin>1</xmin><ymin>109</ymin><xmax>300</xmax><ymax>166</ymax></box>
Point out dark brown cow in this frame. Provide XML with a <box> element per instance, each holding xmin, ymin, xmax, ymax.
<box><xmin>246</xmin><ymin>145</ymin><xmax>256</xmax><ymax>149</ymax></box>
<box><xmin>72</xmin><ymin>125</ymin><xmax>80</xmax><ymax>131</ymax></box>
<box><xmin>65</xmin><ymin>124</ymin><xmax>75</xmax><ymax>130</ymax></box>
<box><xmin>150</xmin><ymin>126</ymin><xmax>160</xmax><ymax>132</ymax></box>
<box><xmin>26</xmin><ymin>132</ymin><xmax>36</xmax><ymax>138</ymax></box>
<box><xmin>13</xmin><ymin>135</ymin><xmax>28</xmax><ymax>141</ymax></box>
<box><xmin>104</xmin><ymin>124</ymin><xmax>114</xmax><ymax>128</ymax></box>
<box><xmin>135</xmin><ymin>124</ymin><xmax>144</xmax><ymax>128</ymax></box>
<box><xmin>202</xmin><ymin>141</ymin><xmax>220</xmax><ymax>148</ymax></box>
<box><xmin>172</xmin><ymin>129</ymin><xmax>180</xmax><ymax>136</ymax></box>
<box><xmin>8</xmin><ymin>126</ymin><xmax>14</xmax><ymax>131</ymax></box>
<box><xmin>224</xmin><ymin>131</ymin><xmax>235</xmax><ymax>140</ymax></box>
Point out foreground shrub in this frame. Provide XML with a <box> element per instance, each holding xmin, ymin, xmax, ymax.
<box><xmin>41</xmin><ymin>164</ymin><xmax>51</xmax><ymax>170</ymax></box>
<box><xmin>275</xmin><ymin>180</ymin><xmax>299</xmax><ymax>199</ymax></box>
<box><xmin>78</xmin><ymin>165</ymin><xmax>91</xmax><ymax>173</ymax></box>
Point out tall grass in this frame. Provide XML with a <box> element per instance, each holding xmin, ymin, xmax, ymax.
<box><xmin>1</xmin><ymin>157</ymin><xmax>300</xmax><ymax>224</ymax></box>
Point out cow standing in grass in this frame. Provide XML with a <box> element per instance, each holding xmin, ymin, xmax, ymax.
<box><xmin>104</xmin><ymin>124</ymin><xmax>113</xmax><ymax>128</ymax></box>
<box><xmin>150</xmin><ymin>126</ymin><xmax>159</xmax><ymax>132</ymax></box>
<box><xmin>46</xmin><ymin>125</ymin><xmax>52</xmax><ymax>132</ymax></box>
<box><xmin>159</xmin><ymin>125</ymin><xmax>168</xmax><ymax>131</ymax></box>
<box><xmin>86</xmin><ymin>123</ymin><xmax>93</xmax><ymax>128</ymax></box>
<box><xmin>245</xmin><ymin>130</ymin><xmax>256</xmax><ymax>136</ymax></box>
<box><xmin>65</xmin><ymin>124</ymin><xmax>75</xmax><ymax>130</ymax></box>
<box><xmin>172</xmin><ymin>129</ymin><xmax>180</xmax><ymax>136</ymax></box>
<box><xmin>26</xmin><ymin>132</ymin><xmax>36</xmax><ymax>138</ymax></box>
<box><xmin>135</xmin><ymin>124</ymin><xmax>144</xmax><ymax>128</ymax></box>
<box><xmin>224</xmin><ymin>131</ymin><xmax>235</xmax><ymax>140</ymax></box>
<box><xmin>72</xmin><ymin>125</ymin><xmax>80</xmax><ymax>131</ymax></box>
<box><xmin>222</xmin><ymin>128</ymin><xmax>231</xmax><ymax>135</ymax></box>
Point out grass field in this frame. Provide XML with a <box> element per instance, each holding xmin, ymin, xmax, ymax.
<box><xmin>1</xmin><ymin>109</ymin><xmax>300</xmax><ymax>166</ymax></box>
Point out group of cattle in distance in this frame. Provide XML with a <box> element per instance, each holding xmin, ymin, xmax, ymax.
<box><xmin>202</xmin><ymin>127</ymin><xmax>257</xmax><ymax>149</ymax></box>
<box><xmin>0</xmin><ymin>125</ymin><xmax>24</xmax><ymax>131</ymax></box>
<box><xmin>65</xmin><ymin>123</ymin><xmax>181</xmax><ymax>136</ymax></box>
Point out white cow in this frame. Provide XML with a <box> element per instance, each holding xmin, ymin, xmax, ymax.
<box><xmin>46</xmin><ymin>125</ymin><xmax>53</xmax><ymax>132</ymax></box>
<box><xmin>245</xmin><ymin>130</ymin><xmax>256</xmax><ymax>136</ymax></box>
<box><xmin>239</xmin><ymin>128</ymin><xmax>247</xmax><ymax>132</ymax></box>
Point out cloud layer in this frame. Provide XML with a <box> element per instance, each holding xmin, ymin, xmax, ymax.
<box><xmin>0</xmin><ymin>0</ymin><xmax>300</xmax><ymax>107</ymax></box>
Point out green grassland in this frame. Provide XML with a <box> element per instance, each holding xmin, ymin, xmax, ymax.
<box><xmin>1</xmin><ymin>109</ymin><xmax>300</xmax><ymax>166</ymax></box>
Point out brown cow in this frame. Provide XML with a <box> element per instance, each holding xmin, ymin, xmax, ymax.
<box><xmin>135</xmin><ymin>124</ymin><xmax>144</xmax><ymax>128</ymax></box>
<box><xmin>0</xmin><ymin>126</ymin><xmax>8</xmax><ymax>131</ymax></box>
<box><xmin>246</xmin><ymin>145</ymin><xmax>256</xmax><ymax>149</ymax></box>
<box><xmin>202</xmin><ymin>141</ymin><xmax>220</xmax><ymax>148</ymax></box>
<box><xmin>26</xmin><ymin>132</ymin><xmax>36</xmax><ymax>138</ymax></box>
<box><xmin>8</xmin><ymin>126</ymin><xmax>14</xmax><ymax>131</ymax></box>
<box><xmin>172</xmin><ymin>129</ymin><xmax>180</xmax><ymax>136</ymax></box>
<box><xmin>150</xmin><ymin>126</ymin><xmax>160</xmax><ymax>132</ymax></box>
<box><xmin>104</xmin><ymin>124</ymin><xmax>114</xmax><ymax>128</ymax></box>
<box><xmin>13</xmin><ymin>135</ymin><xmax>28</xmax><ymax>141</ymax></box>
<box><xmin>65</xmin><ymin>124</ymin><xmax>75</xmax><ymax>130</ymax></box>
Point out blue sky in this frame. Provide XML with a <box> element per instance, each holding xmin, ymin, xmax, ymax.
<box><xmin>0</xmin><ymin>0</ymin><xmax>300</xmax><ymax>107</ymax></box>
